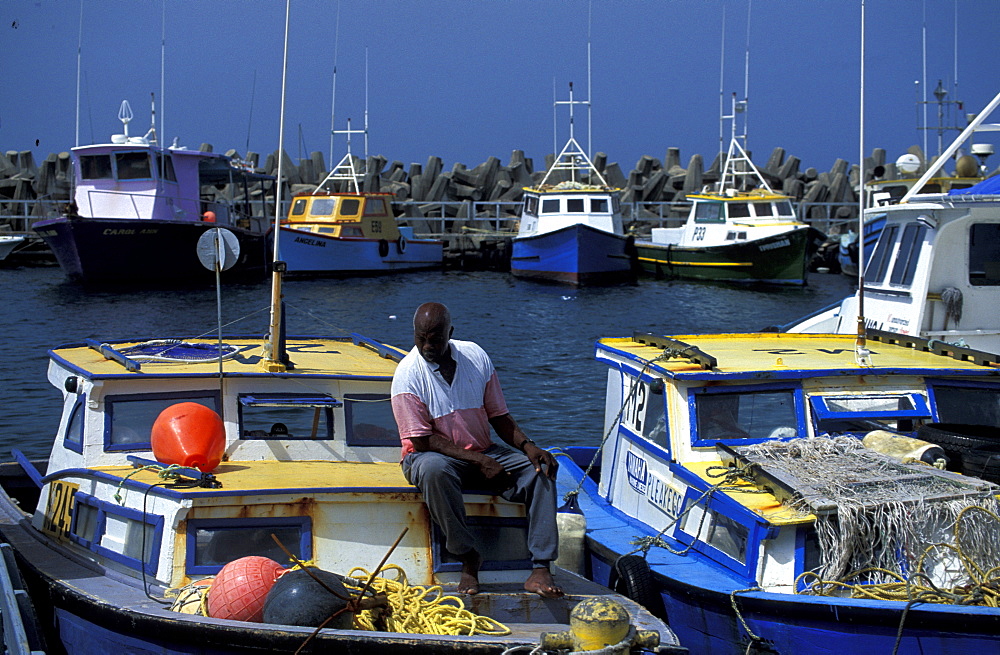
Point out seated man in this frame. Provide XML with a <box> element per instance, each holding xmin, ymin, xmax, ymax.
<box><xmin>390</xmin><ymin>302</ymin><xmax>563</xmax><ymax>598</ymax></box>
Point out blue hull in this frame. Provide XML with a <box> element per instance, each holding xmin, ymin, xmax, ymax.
<box><xmin>557</xmin><ymin>448</ymin><xmax>1000</xmax><ymax>654</ymax></box>
<box><xmin>275</xmin><ymin>227</ymin><xmax>443</xmax><ymax>276</ymax></box>
<box><xmin>32</xmin><ymin>217</ymin><xmax>268</xmax><ymax>284</ymax></box>
<box><xmin>510</xmin><ymin>224</ymin><xmax>633</xmax><ymax>285</ymax></box>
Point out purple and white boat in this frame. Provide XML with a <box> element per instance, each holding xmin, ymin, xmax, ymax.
<box><xmin>34</xmin><ymin>101</ymin><xmax>274</xmax><ymax>285</ymax></box>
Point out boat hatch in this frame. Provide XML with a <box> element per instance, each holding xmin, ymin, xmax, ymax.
<box><xmin>691</xmin><ymin>384</ymin><xmax>802</xmax><ymax>447</ymax></box>
<box><xmin>809</xmin><ymin>392</ymin><xmax>931</xmax><ymax>434</ymax></box>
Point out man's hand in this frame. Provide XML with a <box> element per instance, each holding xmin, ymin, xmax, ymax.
<box><xmin>478</xmin><ymin>456</ymin><xmax>514</xmax><ymax>491</ymax></box>
<box><xmin>524</xmin><ymin>442</ymin><xmax>558</xmax><ymax>480</ymax></box>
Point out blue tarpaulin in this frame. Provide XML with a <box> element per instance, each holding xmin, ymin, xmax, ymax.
<box><xmin>949</xmin><ymin>174</ymin><xmax>1000</xmax><ymax>195</ymax></box>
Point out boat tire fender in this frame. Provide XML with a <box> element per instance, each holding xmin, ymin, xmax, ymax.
<box><xmin>378</xmin><ymin>239</ymin><xmax>390</xmax><ymax>258</ymax></box>
<box><xmin>397</xmin><ymin>235</ymin><xmax>407</xmax><ymax>254</ymax></box>
<box><xmin>610</xmin><ymin>555</ymin><xmax>665</xmax><ymax>618</ymax></box>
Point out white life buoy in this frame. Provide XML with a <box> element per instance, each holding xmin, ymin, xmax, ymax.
<box><xmin>396</xmin><ymin>235</ymin><xmax>407</xmax><ymax>254</ymax></box>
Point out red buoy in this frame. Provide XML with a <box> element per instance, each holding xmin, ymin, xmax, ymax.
<box><xmin>207</xmin><ymin>556</ymin><xmax>286</xmax><ymax>622</ymax></box>
<box><xmin>150</xmin><ymin>402</ymin><xmax>226</xmax><ymax>472</ymax></box>
<box><xmin>202</xmin><ymin>210</ymin><xmax>217</xmax><ymax>223</ymax></box>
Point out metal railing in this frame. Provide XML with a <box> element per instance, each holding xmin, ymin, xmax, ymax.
<box><xmin>1</xmin><ymin>198</ymin><xmax>857</xmax><ymax>240</ymax></box>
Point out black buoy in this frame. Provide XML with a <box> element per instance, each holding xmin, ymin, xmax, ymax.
<box><xmin>262</xmin><ymin>567</ymin><xmax>353</xmax><ymax>629</ymax></box>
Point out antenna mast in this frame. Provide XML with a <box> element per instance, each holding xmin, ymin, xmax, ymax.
<box><xmin>856</xmin><ymin>0</ymin><xmax>869</xmax><ymax>365</ymax></box>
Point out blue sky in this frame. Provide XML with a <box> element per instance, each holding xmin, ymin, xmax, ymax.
<box><xmin>2</xmin><ymin>0</ymin><xmax>998</xmax><ymax>177</ymax></box>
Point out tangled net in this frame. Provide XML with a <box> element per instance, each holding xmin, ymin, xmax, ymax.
<box><xmin>738</xmin><ymin>436</ymin><xmax>1000</xmax><ymax>601</ymax></box>
<box><xmin>345</xmin><ymin>565</ymin><xmax>510</xmax><ymax>636</ymax></box>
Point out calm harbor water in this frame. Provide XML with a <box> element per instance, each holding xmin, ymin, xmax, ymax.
<box><xmin>0</xmin><ymin>264</ymin><xmax>855</xmax><ymax>460</ymax></box>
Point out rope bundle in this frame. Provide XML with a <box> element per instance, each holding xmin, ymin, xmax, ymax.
<box><xmin>345</xmin><ymin>565</ymin><xmax>511</xmax><ymax>636</ymax></box>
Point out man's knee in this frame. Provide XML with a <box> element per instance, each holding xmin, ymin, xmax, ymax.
<box><xmin>407</xmin><ymin>451</ymin><xmax>461</xmax><ymax>488</ymax></box>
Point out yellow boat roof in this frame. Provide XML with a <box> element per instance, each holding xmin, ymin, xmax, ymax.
<box><xmin>686</xmin><ymin>460</ymin><xmax>812</xmax><ymax>525</ymax></box>
<box><xmin>50</xmin><ymin>336</ymin><xmax>406</xmax><ymax>381</ymax></box>
<box><xmin>596</xmin><ymin>331</ymin><xmax>1000</xmax><ymax>382</ymax></box>
<box><xmin>93</xmin><ymin>460</ymin><xmax>415</xmax><ymax>496</ymax></box>
<box><xmin>686</xmin><ymin>190</ymin><xmax>791</xmax><ymax>202</ymax></box>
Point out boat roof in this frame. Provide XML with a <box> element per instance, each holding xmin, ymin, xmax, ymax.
<box><xmin>523</xmin><ymin>182</ymin><xmax>621</xmax><ymax>195</ymax></box>
<box><xmin>595</xmin><ymin>331</ymin><xmax>1000</xmax><ymax>382</ymax></box>
<box><xmin>686</xmin><ymin>190</ymin><xmax>791</xmax><ymax>202</ymax></box>
<box><xmin>50</xmin><ymin>335</ymin><xmax>405</xmax><ymax>381</ymax></box>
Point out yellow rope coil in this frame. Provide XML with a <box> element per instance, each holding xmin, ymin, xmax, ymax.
<box><xmin>345</xmin><ymin>565</ymin><xmax>511</xmax><ymax>636</ymax></box>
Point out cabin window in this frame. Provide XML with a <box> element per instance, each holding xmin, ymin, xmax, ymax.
<box><xmin>341</xmin><ymin>198</ymin><xmax>361</xmax><ymax>215</ymax></box>
<box><xmin>693</xmin><ymin>387</ymin><xmax>799</xmax><ymax>445</ymax></box>
<box><xmin>727</xmin><ymin>203</ymin><xmax>751</xmax><ymax>219</ymax></box>
<box><xmin>969</xmin><ymin>224</ymin><xmax>1000</xmax><ymax>286</ymax></box>
<box><xmin>345</xmin><ymin>394</ymin><xmax>399</xmax><ymax>447</ymax></box>
<box><xmin>810</xmin><ymin>393</ymin><xmax>930</xmax><ymax>435</ymax></box>
<box><xmin>291</xmin><ymin>198</ymin><xmax>308</xmax><ymax>216</ymax></box>
<box><xmin>590</xmin><ymin>198</ymin><xmax>608</xmax><ymax>213</ymax></box>
<box><xmin>104</xmin><ymin>392</ymin><xmax>220</xmax><ymax>451</ymax></box>
<box><xmin>567</xmin><ymin>198</ymin><xmax>585</xmax><ymax>212</ymax></box>
<box><xmin>930</xmin><ymin>383</ymin><xmax>1000</xmax><ymax>426</ymax></box>
<box><xmin>114</xmin><ymin>152</ymin><xmax>152</xmax><ymax>180</ymax></box>
<box><xmin>363</xmin><ymin>198</ymin><xmax>389</xmax><ymax>216</ymax></box>
<box><xmin>523</xmin><ymin>196</ymin><xmax>538</xmax><ymax>216</ymax></box>
<box><xmin>78</xmin><ymin>155</ymin><xmax>113</xmax><ymax>180</ymax></box>
<box><xmin>187</xmin><ymin>517</ymin><xmax>310</xmax><ymax>574</ymax></box>
<box><xmin>238</xmin><ymin>393</ymin><xmax>339</xmax><ymax>440</ymax></box>
<box><xmin>751</xmin><ymin>203</ymin><xmax>774</xmax><ymax>218</ymax></box>
<box><xmin>643</xmin><ymin>392</ymin><xmax>667</xmax><ymax>447</ymax></box>
<box><xmin>888</xmin><ymin>223</ymin><xmax>926</xmax><ymax>286</ymax></box>
<box><xmin>680</xmin><ymin>505</ymin><xmax>748</xmax><ymax>564</ymax></box>
<box><xmin>311</xmin><ymin>198</ymin><xmax>336</xmax><ymax>216</ymax></box>
<box><xmin>612</xmin><ymin>195</ymin><xmax>621</xmax><ymax>213</ymax></box>
<box><xmin>694</xmin><ymin>202</ymin><xmax>723</xmax><ymax>224</ymax></box>
<box><xmin>318</xmin><ymin>227</ymin><xmax>336</xmax><ymax>234</ymax></box>
<box><xmin>621</xmin><ymin>379</ymin><xmax>667</xmax><ymax>448</ymax></box>
<box><xmin>541</xmin><ymin>199</ymin><xmax>560</xmax><ymax>214</ymax></box>
<box><xmin>70</xmin><ymin>493</ymin><xmax>162</xmax><ymax>574</ymax></box>
<box><xmin>64</xmin><ymin>396</ymin><xmax>85</xmax><ymax>454</ymax></box>
<box><xmin>341</xmin><ymin>226</ymin><xmax>363</xmax><ymax>237</ymax></box>
<box><xmin>774</xmin><ymin>200</ymin><xmax>794</xmax><ymax>217</ymax></box>
<box><xmin>864</xmin><ymin>224</ymin><xmax>899</xmax><ymax>284</ymax></box>
<box><xmin>156</xmin><ymin>152</ymin><xmax>177</xmax><ymax>183</ymax></box>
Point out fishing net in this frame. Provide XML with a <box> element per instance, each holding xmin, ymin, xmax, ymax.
<box><xmin>734</xmin><ymin>435</ymin><xmax>1000</xmax><ymax>590</ymax></box>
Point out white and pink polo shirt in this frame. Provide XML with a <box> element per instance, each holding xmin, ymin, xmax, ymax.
<box><xmin>390</xmin><ymin>340</ymin><xmax>509</xmax><ymax>460</ymax></box>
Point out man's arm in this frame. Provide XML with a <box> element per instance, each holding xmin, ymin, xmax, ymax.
<box><xmin>489</xmin><ymin>414</ymin><xmax>558</xmax><ymax>480</ymax></box>
<box><xmin>409</xmin><ymin>433</ymin><xmax>511</xmax><ymax>486</ymax></box>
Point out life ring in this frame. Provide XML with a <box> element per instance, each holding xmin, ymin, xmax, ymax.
<box><xmin>396</xmin><ymin>235</ymin><xmax>407</xmax><ymax>254</ymax></box>
<box><xmin>609</xmin><ymin>555</ymin><xmax>665</xmax><ymax>617</ymax></box>
<box><xmin>378</xmin><ymin>239</ymin><xmax>390</xmax><ymax>257</ymax></box>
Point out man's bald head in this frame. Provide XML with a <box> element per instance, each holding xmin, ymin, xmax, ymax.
<box><xmin>413</xmin><ymin>303</ymin><xmax>453</xmax><ymax>364</ymax></box>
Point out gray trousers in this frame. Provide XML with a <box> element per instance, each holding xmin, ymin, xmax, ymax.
<box><xmin>402</xmin><ymin>443</ymin><xmax>558</xmax><ymax>567</ymax></box>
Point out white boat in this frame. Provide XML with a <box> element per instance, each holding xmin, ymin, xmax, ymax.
<box><xmin>786</xmin><ymin>91</ymin><xmax>1000</xmax><ymax>353</ymax></box>
<box><xmin>0</xmin><ymin>235</ymin><xmax>25</xmax><ymax>261</ymax></box>
<box><xmin>510</xmin><ymin>84</ymin><xmax>633</xmax><ymax>286</ymax></box>
<box><xmin>634</xmin><ymin>109</ymin><xmax>824</xmax><ymax>286</ymax></box>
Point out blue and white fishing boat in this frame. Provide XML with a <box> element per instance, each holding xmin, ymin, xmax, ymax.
<box><xmin>275</xmin><ymin>139</ymin><xmax>443</xmax><ymax>277</ymax></box>
<box><xmin>787</xmin><ymin>91</ymin><xmax>1000</xmax><ymax>353</ymax></box>
<box><xmin>510</xmin><ymin>85</ymin><xmax>632</xmax><ymax>286</ymax></box>
<box><xmin>33</xmin><ymin>100</ymin><xmax>273</xmax><ymax>285</ymax></box>
<box><xmin>0</xmin><ymin>235</ymin><xmax>25</xmax><ymax>262</ymax></box>
<box><xmin>556</xmin><ymin>328</ymin><xmax>1000</xmax><ymax>654</ymax></box>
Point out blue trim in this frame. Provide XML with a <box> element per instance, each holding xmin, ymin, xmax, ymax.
<box><xmin>70</xmin><ymin>491</ymin><xmax>164</xmax><ymax>575</ymax></box>
<box><xmin>794</xmin><ymin>526</ymin><xmax>809</xmax><ymax>591</ymax></box>
<box><xmin>103</xmin><ymin>390</ymin><xmax>221</xmax><ymax>453</ymax></box>
<box><xmin>185</xmin><ymin>516</ymin><xmax>312</xmax><ymax>575</ymax></box>
<box><xmin>63</xmin><ymin>395</ymin><xmax>86</xmax><ymax>454</ymax></box>
<box><xmin>86</xmin><ymin>339</ymin><xmax>141</xmax><ymax>371</ymax></box>
<box><xmin>125</xmin><ymin>456</ymin><xmax>206</xmax><ymax>481</ymax></box>
<box><xmin>11</xmin><ymin>450</ymin><xmax>43</xmax><ymax>488</ymax></box>
<box><xmin>239</xmin><ymin>393</ymin><xmax>342</xmax><ymax>407</ymax></box>
<box><xmin>351</xmin><ymin>333</ymin><xmax>407</xmax><ymax>362</ymax></box>
<box><xmin>688</xmin><ymin>382</ymin><xmax>806</xmax><ymax>448</ymax></box>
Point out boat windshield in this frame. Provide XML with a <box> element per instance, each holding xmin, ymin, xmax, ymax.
<box><xmin>931</xmin><ymin>383</ymin><xmax>1000</xmax><ymax>425</ymax></box>
<box><xmin>693</xmin><ymin>388</ymin><xmax>799</xmax><ymax>444</ymax></box>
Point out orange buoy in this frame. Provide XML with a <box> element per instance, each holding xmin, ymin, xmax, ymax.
<box><xmin>150</xmin><ymin>402</ymin><xmax>226</xmax><ymax>472</ymax></box>
<box><xmin>207</xmin><ymin>556</ymin><xmax>286</xmax><ymax>622</ymax></box>
<box><xmin>202</xmin><ymin>210</ymin><xmax>217</xmax><ymax>223</ymax></box>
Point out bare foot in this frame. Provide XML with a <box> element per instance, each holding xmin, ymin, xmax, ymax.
<box><xmin>457</xmin><ymin>549</ymin><xmax>482</xmax><ymax>595</ymax></box>
<box><xmin>524</xmin><ymin>566</ymin><xmax>564</xmax><ymax>598</ymax></box>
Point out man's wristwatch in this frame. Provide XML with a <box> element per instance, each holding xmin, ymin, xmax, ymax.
<box><xmin>519</xmin><ymin>438</ymin><xmax>536</xmax><ymax>452</ymax></box>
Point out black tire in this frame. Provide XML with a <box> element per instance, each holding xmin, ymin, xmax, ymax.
<box><xmin>378</xmin><ymin>239</ymin><xmax>390</xmax><ymax>257</ymax></box>
<box><xmin>609</xmin><ymin>555</ymin><xmax>665</xmax><ymax>618</ymax></box>
<box><xmin>961</xmin><ymin>444</ymin><xmax>1000</xmax><ymax>483</ymax></box>
<box><xmin>917</xmin><ymin>423</ymin><xmax>1000</xmax><ymax>473</ymax></box>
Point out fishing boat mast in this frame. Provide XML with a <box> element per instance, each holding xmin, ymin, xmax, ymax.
<box><xmin>856</xmin><ymin>0</ymin><xmax>869</xmax><ymax>365</ymax></box>
<box><xmin>265</xmin><ymin>0</ymin><xmax>292</xmax><ymax>373</ymax></box>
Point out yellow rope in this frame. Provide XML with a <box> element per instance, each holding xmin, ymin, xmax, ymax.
<box><xmin>795</xmin><ymin>505</ymin><xmax>1000</xmax><ymax>607</ymax></box>
<box><xmin>345</xmin><ymin>565</ymin><xmax>511</xmax><ymax>636</ymax></box>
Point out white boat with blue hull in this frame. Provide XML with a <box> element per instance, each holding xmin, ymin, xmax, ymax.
<box><xmin>555</xmin><ymin>329</ymin><xmax>1000</xmax><ymax>653</ymax></box>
